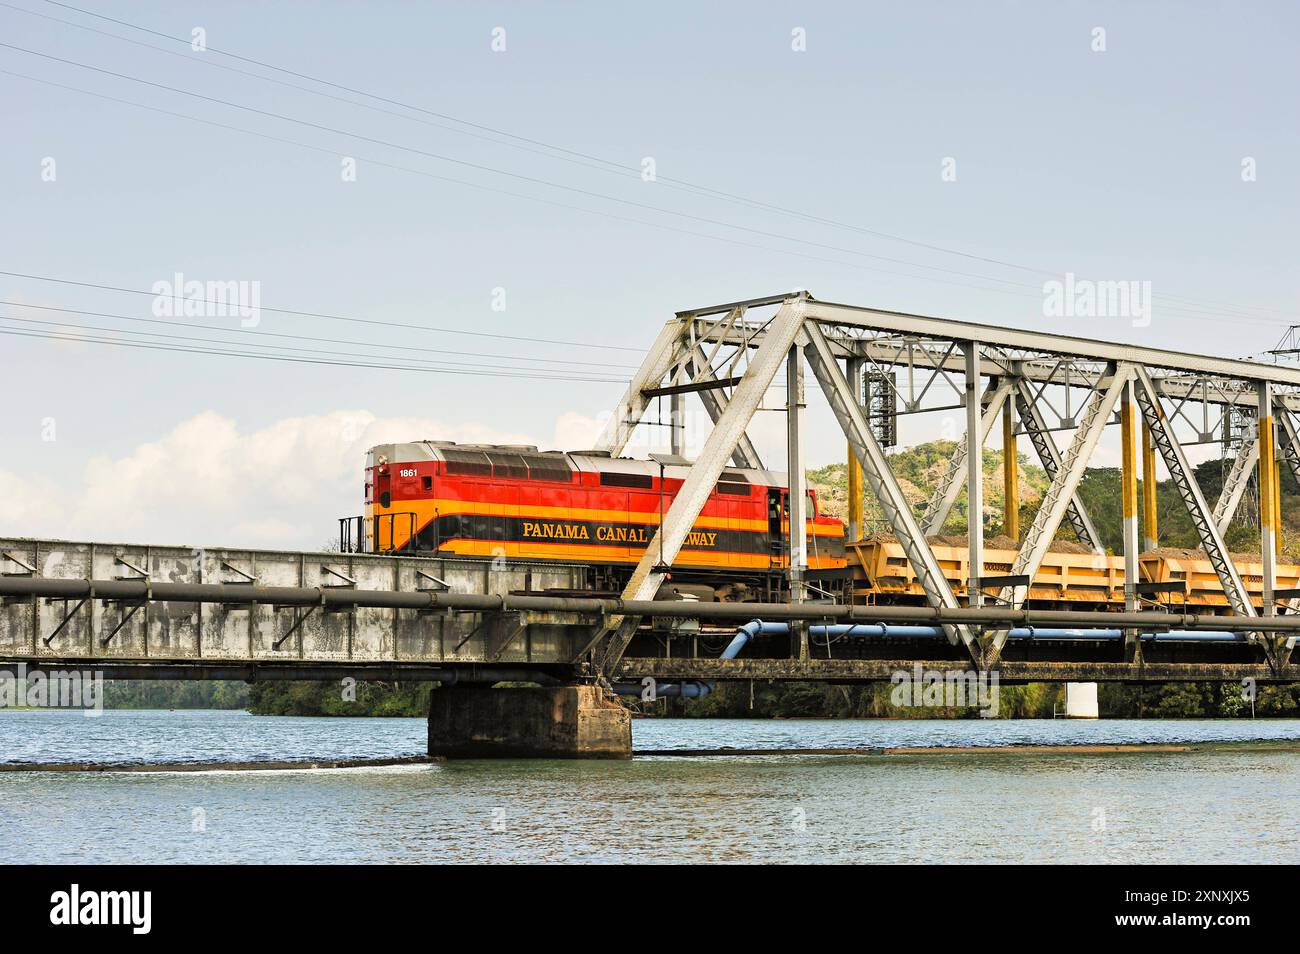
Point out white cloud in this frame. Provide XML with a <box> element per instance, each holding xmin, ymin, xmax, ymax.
<box><xmin>552</xmin><ymin>411</ymin><xmax>603</xmax><ymax>451</ymax></box>
<box><xmin>0</xmin><ymin>410</ymin><xmax>536</xmax><ymax>550</ymax></box>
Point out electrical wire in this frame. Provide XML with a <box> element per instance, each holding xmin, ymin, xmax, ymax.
<box><xmin>13</xmin><ymin>0</ymin><xmax>1294</xmax><ymax>325</ymax></box>
<box><xmin>0</xmin><ymin>299</ymin><xmax>640</xmax><ymax>371</ymax></box>
<box><xmin>0</xmin><ymin>322</ymin><xmax>630</xmax><ymax>383</ymax></box>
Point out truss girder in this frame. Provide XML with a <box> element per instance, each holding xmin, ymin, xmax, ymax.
<box><xmin>595</xmin><ymin>318</ymin><xmax>690</xmax><ymax>457</ymax></box>
<box><xmin>1013</xmin><ymin>379</ymin><xmax>1104</xmax><ymax>552</ymax></box>
<box><xmin>799</xmin><ymin>301</ymin><xmax>1300</xmax><ymax>390</ymax></box>
<box><xmin>694</xmin><ymin>323</ymin><xmax>1300</xmax><ymax>414</ymax></box>
<box><xmin>921</xmin><ymin>381</ymin><xmax>1013</xmax><ymax>535</ymax></box>
<box><xmin>685</xmin><ymin>345</ymin><xmax>763</xmax><ymax>469</ymax></box>
<box><xmin>802</xmin><ymin>320</ymin><xmax>977</xmax><ymax>659</ymax></box>
<box><xmin>1277</xmin><ymin>410</ymin><xmax>1300</xmax><ymax>490</ymax></box>
<box><xmin>988</xmin><ymin>366</ymin><xmax>1133</xmax><ymax>654</ymax></box>
<box><xmin>1133</xmin><ymin>365</ymin><xmax>1256</xmax><ymax>621</ymax></box>
<box><xmin>1213</xmin><ymin>427</ymin><xmax>1259</xmax><ymax>535</ymax></box>
<box><xmin>591</xmin><ymin>302</ymin><xmax>808</xmax><ymax>677</ymax></box>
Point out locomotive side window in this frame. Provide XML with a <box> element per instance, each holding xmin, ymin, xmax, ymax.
<box><xmin>600</xmin><ymin>471</ymin><xmax>653</xmax><ymax>489</ymax></box>
<box><xmin>422</xmin><ymin>476</ymin><xmax>433</xmax><ymax>492</ymax></box>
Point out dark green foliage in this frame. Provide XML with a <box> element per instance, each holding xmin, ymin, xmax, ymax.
<box><xmin>247</xmin><ymin>681</ymin><xmax>433</xmax><ymax>716</ymax></box>
<box><xmin>102</xmin><ymin>680</ymin><xmax>248</xmax><ymax>709</ymax></box>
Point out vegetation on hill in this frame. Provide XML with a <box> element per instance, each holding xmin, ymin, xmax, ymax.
<box><xmin>810</xmin><ymin>440</ymin><xmax>1299</xmax><ymax>558</ymax></box>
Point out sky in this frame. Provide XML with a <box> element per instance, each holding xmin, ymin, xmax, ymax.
<box><xmin>2</xmin><ymin>1</ymin><xmax>1298</xmax><ymax>549</ymax></box>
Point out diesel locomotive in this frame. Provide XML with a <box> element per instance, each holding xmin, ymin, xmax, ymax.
<box><xmin>344</xmin><ymin>440</ymin><xmax>847</xmax><ymax>601</ymax></box>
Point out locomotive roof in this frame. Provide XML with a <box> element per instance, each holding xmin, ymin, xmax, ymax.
<box><xmin>366</xmin><ymin>441</ymin><xmax>788</xmax><ymax>486</ymax></box>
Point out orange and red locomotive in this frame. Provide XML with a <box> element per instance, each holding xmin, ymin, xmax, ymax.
<box><xmin>346</xmin><ymin>441</ymin><xmax>846</xmax><ymax>600</ymax></box>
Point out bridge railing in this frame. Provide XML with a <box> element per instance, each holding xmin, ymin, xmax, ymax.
<box><xmin>0</xmin><ymin>537</ymin><xmax>588</xmax><ymax>667</ymax></box>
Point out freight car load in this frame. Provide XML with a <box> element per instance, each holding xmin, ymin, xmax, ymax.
<box><xmin>851</xmin><ymin>536</ymin><xmax>1300</xmax><ymax>612</ymax></box>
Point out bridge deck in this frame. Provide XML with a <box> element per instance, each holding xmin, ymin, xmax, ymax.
<box><xmin>2</xmin><ymin>537</ymin><xmax>1294</xmax><ymax>684</ymax></box>
<box><xmin>0</xmin><ymin>537</ymin><xmax>590</xmax><ymax>669</ymax></box>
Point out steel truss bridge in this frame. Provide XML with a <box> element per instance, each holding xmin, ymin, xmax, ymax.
<box><xmin>3</xmin><ymin>292</ymin><xmax>1300</xmax><ymax>688</ymax></box>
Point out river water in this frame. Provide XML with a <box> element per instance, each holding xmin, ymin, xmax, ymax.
<box><xmin>1</xmin><ymin>710</ymin><xmax>1297</xmax><ymax>863</ymax></box>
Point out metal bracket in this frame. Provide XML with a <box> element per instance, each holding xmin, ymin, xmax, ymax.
<box><xmin>43</xmin><ymin>595</ymin><xmax>89</xmax><ymax>646</ymax></box>
<box><xmin>1</xmin><ymin>551</ymin><xmax>35</xmax><ymax>576</ymax></box>
<box><xmin>321</xmin><ymin>566</ymin><xmax>357</xmax><ymax>587</ymax></box>
<box><xmin>220</xmin><ymin>560</ymin><xmax>257</xmax><ymax>583</ymax></box>
<box><xmin>113</xmin><ymin>555</ymin><xmax>148</xmax><ymax>580</ymax></box>
<box><xmin>273</xmin><ymin>603</ymin><xmax>318</xmax><ymax>650</ymax></box>
<box><xmin>100</xmin><ymin>600</ymin><xmax>146</xmax><ymax>647</ymax></box>
<box><xmin>485</xmin><ymin>621</ymin><xmax>527</xmax><ymax>662</ymax></box>
<box><xmin>416</xmin><ymin>569</ymin><xmax>450</xmax><ymax>592</ymax></box>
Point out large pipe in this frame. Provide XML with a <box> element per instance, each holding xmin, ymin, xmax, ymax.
<box><xmin>746</xmin><ymin>621</ymin><xmax>1244</xmax><ymax>643</ymax></box>
<box><xmin>1146</xmin><ymin>631</ymin><xmax>1240</xmax><ymax>643</ymax></box>
<box><xmin>0</xmin><ymin>577</ymin><xmax>1291</xmax><ymax>633</ymax></box>
<box><xmin>611</xmin><ymin>681</ymin><xmax>713</xmax><ymax>699</ymax></box>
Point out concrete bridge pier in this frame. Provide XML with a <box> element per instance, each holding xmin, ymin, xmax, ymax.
<box><xmin>427</xmin><ymin>685</ymin><xmax>632</xmax><ymax>759</ymax></box>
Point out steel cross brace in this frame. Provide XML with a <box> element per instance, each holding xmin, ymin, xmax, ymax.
<box><xmin>595</xmin><ymin>317</ymin><xmax>692</xmax><ymax>457</ymax></box>
<box><xmin>1275</xmin><ymin>409</ymin><xmax>1300</xmax><ymax>494</ymax></box>
<box><xmin>988</xmin><ymin>364</ymin><xmax>1133</xmax><ymax>658</ymax></box>
<box><xmin>685</xmin><ymin>344</ymin><xmax>764</xmax><ymax>469</ymax></box>
<box><xmin>1132</xmin><ymin>365</ymin><xmax>1257</xmax><ymax>622</ymax></box>
<box><xmin>1212</xmin><ymin>423</ymin><xmax>1259</xmax><ymax>535</ymax></box>
<box><xmin>1013</xmin><ymin>378</ymin><xmax>1104</xmax><ymax>552</ymax></box>
<box><xmin>802</xmin><ymin>320</ymin><xmax>979</xmax><ymax>662</ymax></box>
<box><xmin>590</xmin><ymin>301</ymin><xmax>809</xmax><ymax>678</ymax></box>
<box><xmin>921</xmin><ymin>380</ymin><xmax>1013</xmax><ymax>535</ymax></box>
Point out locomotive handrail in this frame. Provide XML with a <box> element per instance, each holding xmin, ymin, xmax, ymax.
<box><xmin>338</xmin><ymin>512</ymin><xmax>421</xmax><ymax>554</ymax></box>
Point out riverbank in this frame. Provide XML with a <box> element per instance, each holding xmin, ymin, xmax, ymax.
<box><xmin>5</xmin><ymin>737</ymin><xmax>1298</xmax><ymax>772</ymax></box>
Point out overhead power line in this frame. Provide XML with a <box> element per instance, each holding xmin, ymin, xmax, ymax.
<box><xmin>0</xmin><ymin>69</ymin><xmax>1076</xmax><ymax>305</ymax></box>
<box><xmin>0</xmin><ymin>40</ymin><xmax>1082</xmax><ymax>292</ymax></box>
<box><xmin>2</xmin><ymin>69</ymin><xmax>1287</xmax><ymax>333</ymax></box>
<box><xmin>0</xmin><ymin>299</ymin><xmax>640</xmax><ymax>371</ymax></box>
<box><xmin>0</xmin><ymin>267</ymin><xmax>644</xmax><ymax>351</ymax></box>
<box><xmin>0</xmin><ymin>321</ymin><xmax>629</xmax><ymax>383</ymax></box>
<box><xmin>12</xmin><ymin>0</ymin><xmax>1294</xmax><ymax>325</ymax></box>
<box><xmin>0</xmin><ymin>46</ymin><xmax>1288</xmax><ymax>331</ymax></box>
<box><xmin>0</xmin><ymin>310</ymin><xmax>636</xmax><ymax>378</ymax></box>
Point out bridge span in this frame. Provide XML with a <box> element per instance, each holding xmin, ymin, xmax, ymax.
<box><xmin>2</xmin><ymin>533</ymin><xmax>1297</xmax><ymax>757</ymax></box>
<box><xmin>6</xmin><ymin>292</ymin><xmax>1300</xmax><ymax>757</ymax></box>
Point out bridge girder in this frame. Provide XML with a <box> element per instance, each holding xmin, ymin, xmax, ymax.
<box><xmin>588</xmin><ymin>291</ymin><xmax>1293</xmax><ymax>677</ymax></box>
